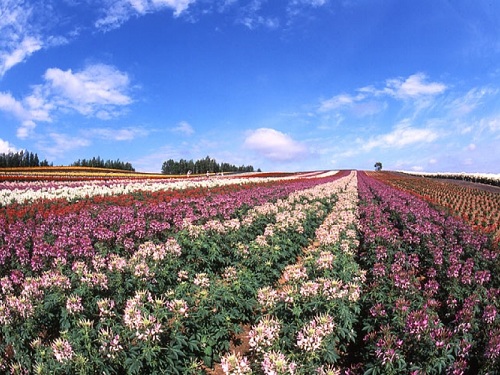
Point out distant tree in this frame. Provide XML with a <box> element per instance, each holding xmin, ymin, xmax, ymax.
<box><xmin>72</xmin><ymin>157</ymin><xmax>135</xmax><ymax>171</ymax></box>
<box><xmin>374</xmin><ymin>162</ymin><xmax>383</xmax><ymax>171</ymax></box>
<box><xmin>0</xmin><ymin>150</ymin><xmax>49</xmax><ymax>167</ymax></box>
<box><xmin>161</xmin><ymin>155</ymin><xmax>257</xmax><ymax>175</ymax></box>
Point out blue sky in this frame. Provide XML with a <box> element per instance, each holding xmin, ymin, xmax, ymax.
<box><xmin>0</xmin><ymin>0</ymin><xmax>499</xmax><ymax>173</ymax></box>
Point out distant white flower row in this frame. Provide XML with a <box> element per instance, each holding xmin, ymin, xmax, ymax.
<box><xmin>399</xmin><ymin>171</ymin><xmax>500</xmax><ymax>184</ymax></box>
<box><xmin>0</xmin><ymin>172</ymin><xmax>337</xmax><ymax>206</ymax></box>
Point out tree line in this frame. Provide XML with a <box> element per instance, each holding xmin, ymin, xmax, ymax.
<box><xmin>71</xmin><ymin>157</ymin><xmax>135</xmax><ymax>171</ymax></box>
<box><xmin>0</xmin><ymin>150</ymin><xmax>52</xmax><ymax>168</ymax></box>
<box><xmin>161</xmin><ymin>155</ymin><xmax>257</xmax><ymax>175</ymax></box>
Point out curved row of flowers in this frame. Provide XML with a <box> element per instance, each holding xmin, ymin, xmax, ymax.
<box><xmin>0</xmin><ymin>172</ymin><xmax>348</xmax><ymax>274</ymax></box>
<box><xmin>0</xmin><ymin>172</ymin><xmax>338</xmax><ymax>207</ymax></box>
<box><xmin>357</xmin><ymin>171</ymin><xmax>499</xmax><ymax>374</ymax></box>
<box><xmin>0</xmin><ymin>172</ymin><xmax>352</xmax><ymax>373</ymax></box>
<box><xmin>220</xmin><ymin>171</ymin><xmax>364</xmax><ymax>374</ymax></box>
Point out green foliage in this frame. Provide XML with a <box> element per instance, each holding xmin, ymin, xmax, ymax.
<box><xmin>161</xmin><ymin>155</ymin><xmax>256</xmax><ymax>175</ymax></box>
<box><xmin>71</xmin><ymin>157</ymin><xmax>135</xmax><ymax>171</ymax></box>
<box><xmin>0</xmin><ymin>149</ymin><xmax>51</xmax><ymax>167</ymax></box>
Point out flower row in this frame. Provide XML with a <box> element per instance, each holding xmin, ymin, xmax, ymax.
<box><xmin>370</xmin><ymin>171</ymin><xmax>500</xmax><ymax>242</ymax></box>
<box><xmin>0</xmin><ymin>172</ymin><xmax>339</xmax><ymax>207</ymax></box>
<box><xmin>221</xmin><ymin>171</ymin><xmax>364</xmax><ymax>374</ymax></box>
<box><xmin>0</xmin><ymin>172</ymin><xmax>348</xmax><ymax>274</ymax></box>
<box><xmin>357</xmin><ymin>171</ymin><xmax>499</xmax><ymax>374</ymax></box>
<box><xmin>399</xmin><ymin>170</ymin><xmax>500</xmax><ymax>187</ymax></box>
<box><xmin>0</xmin><ymin>172</ymin><xmax>354</xmax><ymax>374</ymax></box>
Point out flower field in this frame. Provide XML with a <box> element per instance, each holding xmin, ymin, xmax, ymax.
<box><xmin>0</xmin><ymin>170</ymin><xmax>498</xmax><ymax>374</ymax></box>
<box><xmin>368</xmin><ymin>171</ymin><xmax>500</xmax><ymax>243</ymax></box>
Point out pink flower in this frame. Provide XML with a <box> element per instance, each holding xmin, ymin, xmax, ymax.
<box><xmin>167</xmin><ymin>299</ymin><xmax>189</xmax><ymax>317</ymax></box>
<box><xmin>221</xmin><ymin>352</ymin><xmax>252</xmax><ymax>374</ymax></box>
<box><xmin>97</xmin><ymin>298</ymin><xmax>116</xmax><ymax>318</ymax></box>
<box><xmin>194</xmin><ymin>273</ymin><xmax>210</xmax><ymax>288</ymax></box>
<box><xmin>316</xmin><ymin>364</ymin><xmax>341</xmax><ymax>375</ymax></box>
<box><xmin>485</xmin><ymin>328</ymin><xmax>500</xmax><ymax>359</ymax></box>
<box><xmin>257</xmin><ymin>286</ymin><xmax>279</xmax><ymax>309</ymax></box>
<box><xmin>249</xmin><ymin>316</ymin><xmax>281</xmax><ymax>353</ymax></box>
<box><xmin>296</xmin><ymin>314</ymin><xmax>335</xmax><ymax>352</ymax></box>
<box><xmin>66</xmin><ymin>295</ymin><xmax>84</xmax><ymax>314</ymax></box>
<box><xmin>51</xmin><ymin>338</ymin><xmax>74</xmax><ymax>363</ymax></box>
<box><xmin>261</xmin><ymin>351</ymin><xmax>296</xmax><ymax>375</ymax></box>
<box><xmin>282</xmin><ymin>264</ymin><xmax>308</xmax><ymax>284</ymax></box>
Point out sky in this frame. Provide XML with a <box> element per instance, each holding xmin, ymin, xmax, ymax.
<box><xmin>0</xmin><ymin>0</ymin><xmax>499</xmax><ymax>173</ymax></box>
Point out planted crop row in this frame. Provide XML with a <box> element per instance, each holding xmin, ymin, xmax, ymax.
<box><xmin>0</xmin><ymin>172</ymin><xmax>348</xmax><ymax>274</ymax></box>
<box><xmin>1</xmin><ymin>170</ymin><xmax>498</xmax><ymax>374</ymax></box>
<box><xmin>0</xmin><ymin>172</ymin><xmax>355</xmax><ymax>374</ymax></box>
<box><xmin>0</xmin><ymin>173</ymin><xmax>340</xmax><ymax>207</ymax></box>
<box><xmin>220</xmin><ymin>171</ymin><xmax>364</xmax><ymax>374</ymax></box>
<box><xmin>357</xmin><ymin>171</ymin><xmax>499</xmax><ymax>374</ymax></box>
<box><xmin>369</xmin><ymin>171</ymin><xmax>500</xmax><ymax>242</ymax></box>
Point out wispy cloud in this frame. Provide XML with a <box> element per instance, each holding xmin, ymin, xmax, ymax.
<box><xmin>37</xmin><ymin>132</ymin><xmax>91</xmax><ymax>159</ymax></box>
<box><xmin>244</xmin><ymin>127</ymin><xmax>307</xmax><ymax>161</ymax></box>
<box><xmin>0</xmin><ymin>0</ymin><xmax>42</xmax><ymax>77</ymax></box>
<box><xmin>383</xmin><ymin>73</ymin><xmax>447</xmax><ymax>99</ymax></box>
<box><xmin>361</xmin><ymin>120</ymin><xmax>440</xmax><ymax>152</ymax></box>
<box><xmin>236</xmin><ymin>0</ymin><xmax>280</xmax><ymax>29</ymax></box>
<box><xmin>89</xmin><ymin>126</ymin><xmax>149</xmax><ymax>141</ymax></box>
<box><xmin>96</xmin><ymin>0</ymin><xmax>196</xmax><ymax>31</ymax></box>
<box><xmin>171</xmin><ymin>121</ymin><xmax>195</xmax><ymax>136</ymax></box>
<box><xmin>318</xmin><ymin>93</ymin><xmax>363</xmax><ymax>112</ymax></box>
<box><xmin>0</xmin><ymin>36</ymin><xmax>42</xmax><ymax>78</ymax></box>
<box><xmin>447</xmin><ymin>87</ymin><xmax>498</xmax><ymax>116</ymax></box>
<box><xmin>319</xmin><ymin>73</ymin><xmax>446</xmax><ymax>116</ymax></box>
<box><xmin>0</xmin><ymin>92</ymin><xmax>28</xmax><ymax>119</ymax></box>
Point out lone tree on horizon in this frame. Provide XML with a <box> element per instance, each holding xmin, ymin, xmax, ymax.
<box><xmin>374</xmin><ymin>162</ymin><xmax>383</xmax><ymax>171</ymax></box>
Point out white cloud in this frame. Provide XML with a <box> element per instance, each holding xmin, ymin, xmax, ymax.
<box><xmin>318</xmin><ymin>93</ymin><xmax>360</xmax><ymax>112</ymax></box>
<box><xmin>481</xmin><ymin>116</ymin><xmax>500</xmax><ymax>133</ymax></box>
<box><xmin>318</xmin><ymin>73</ymin><xmax>445</xmax><ymax>117</ymax></box>
<box><xmin>385</xmin><ymin>73</ymin><xmax>447</xmax><ymax>99</ymax></box>
<box><xmin>44</xmin><ymin>64</ymin><xmax>132</xmax><ymax>116</ymax></box>
<box><xmin>17</xmin><ymin>120</ymin><xmax>36</xmax><ymax>139</ymax></box>
<box><xmin>362</xmin><ymin>120</ymin><xmax>439</xmax><ymax>152</ymax></box>
<box><xmin>352</xmin><ymin>73</ymin><xmax>447</xmax><ymax>101</ymax></box>
<box><xmin>0</xmin><ymin>36</ymin><xmax>42</xmax><ymax>77</ymax></box>
<box><xmin>0</xmin><ymin>92</ymin><xmax>27</xmax><ymax>119</ymax></box>
<box><xmin>0</xmin><ymin>138</ymin><xmax>17</xmax><ymax>154</ymax></box>
<box><xmin>244</xmin><ymin>128</ymin><xmax>307</xmax><ymax>161</ymax></box>
<box><xmin>0</xmin><ymin>63</ymin><xmax>133</xmax><ymax>138</ymax></box>
<box><xmin>171</xmin><ymin>121</ymin><xmax>194</xmax><ymax>135</ymax></box>
<box><xmin>89</xmin><ymin>127</ymin><xmax>149</xmax><ymax>141</ymax></box>
<box><xmin>38</xmin><ymin>132</ymin><xmax>91</xmax><ymax>159</ymax></box>
<box><xmin>96</xmin><ymin>0</ymin><xmax>196</xmax><ymax>30</ymax></box>
<box><xmin>0</xmin><ymin>0</ymin><xmax>39</xmax><ymax>77</ymax></box>
<box><xmin>447</xmin><ymin>87</ymin><xmax>497</xmax><ymax>116</ymax></box>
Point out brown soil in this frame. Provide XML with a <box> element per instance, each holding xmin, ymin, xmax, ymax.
<box><xmin>204</xmin><ymin>324</ymin><xmax>252</xmax><ymax>375</ymax></box>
